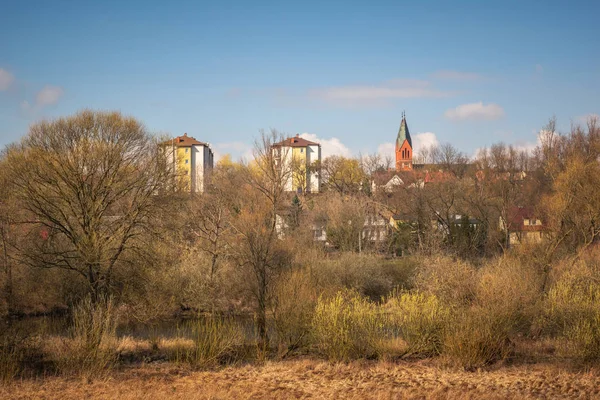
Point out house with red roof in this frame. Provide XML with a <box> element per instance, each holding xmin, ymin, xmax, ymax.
<box><xmin>500</xmin><ymin>206</ymin><xmax>545</xmax><ymax>247</ymax></box>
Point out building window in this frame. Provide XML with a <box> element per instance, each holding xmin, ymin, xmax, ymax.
<box><xmin>185</xmin><ymin>160</ymin><xmax>189</xmax><ymax>164</ymax></box>
<box><xmin>300</xmin><ymin>148</ymin><xmax>304</xmax><ymax>153</ymax></box>
<box><xmin>185</xmin><ymin>148</ymin><xmax>189</xmax><ymax>153</ymax></box>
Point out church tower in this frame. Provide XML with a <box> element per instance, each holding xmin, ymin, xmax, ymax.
<box><xmin>395</xmin><ymin>112</ymin><xmax>413</xmax><ymax>171</ymax></box>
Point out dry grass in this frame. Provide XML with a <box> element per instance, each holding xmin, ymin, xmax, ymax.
<box><xmin>50</xmin><ymin>297</ymin><xmax>119</xmax><ymax>380</ymax></box>
<box><xmin>2</xmin><ymin>359</ymin><xmax>600</xmax><ymax>399</ymax></box>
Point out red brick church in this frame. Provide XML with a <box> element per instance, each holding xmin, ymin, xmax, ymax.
<box><xmin>395</xmin><ymin>112</ymin><xmax>413</xmax><ymax>171</ymax></box>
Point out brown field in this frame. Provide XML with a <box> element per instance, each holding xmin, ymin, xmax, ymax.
<box><xmin>2</xmin><ymin>359</ymin><xmax>600</xmax><ymax>400</ymax></box>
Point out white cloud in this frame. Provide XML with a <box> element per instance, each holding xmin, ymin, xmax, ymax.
<box><xmin>299</xmin><ymin>133</ymin><xmax>351</xmax><ymax>159</ymax></box>
<box><xmin>0</xmin><ymin>69</ymin><xmax>15</xmax><ymax>91</ymax></box>
<box><xmin>377</xmin><ymin>132</ymin><xmax>440</xmax><ymax>160</ymax></box>
<box><xmin>413</xmin><ymin>132</ymin><xmax>440</xmax><ymax>154</ymax></box>
<box><xmin>431</xmin><ymin>70</ymin><xmax>483</xmax><ymax>81</ymax></box>
<box><xmin>309</xmin><ymin>79</ymin><xmax>452</xmax><ymax>107</ymax></box>
<box><xmin>377</xmin><ymin>142</ymin><xmax>395</xmax><ymax>160</ymax></box>
<box><xmin>212</xmin><ymin>141</ymin><xmax>253</xmax><ymax>162</ymax></box>
<box><xmin>444</xmin><ymin>102</ymin><xmax>505</xmax><ymax>121</ymax></box>
<box><xmin>512</xmin><ymin>141</ymin><xmax>538</xmax><ymax>155</ymax></box>
<box><xmin>36</xmin><ymin>85</ymin><xmax>64</xmax><ymax>106</ymax></box>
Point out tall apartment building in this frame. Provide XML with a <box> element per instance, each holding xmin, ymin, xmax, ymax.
<box><xmin>272</xmin><ymin>134</ymin><xmax>321</xmax><ymax>193</ymax></box>
<box><xmin>167</xmin><ymin>133</ymin><xmax>214</xmax><ymax>193</ymax></box>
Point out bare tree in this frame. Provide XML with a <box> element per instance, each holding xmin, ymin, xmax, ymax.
<box><xmin>360</xmin><ymin>153</ymin><xmax>386</xmax><ymax>176</ymax></box>
<box><xmin>0</xmin><ymin>152</ymin><xmax>18</xmax><ymax>314</ymax></box>
<box><xmin>432</xmin><ymin>143</ymin><xmax>470</xmax><ymax>178</ymax></box>
<box><xmin>229</xmin><ymin>130</ymin><xmax>293</xmax><ymax>344</ymax></box>
<box><xmin>313</xmin><ymin>192</ymin><xmax>367</xmax><ymax>252</ymax></box>
<box><xmin>360</xmin><ymin>153</ymin><xmax>390</xmax><ymax>194</ymax></box>
<box><xmin>186</xmin><ymin>163</ymin><xmax>243</xmax><ymax>312</ymax></box>
<box><xmin>541</xmin><ymin>116</ymin><xmax>600</xmax><ymax>257</ymax></box>
<box><xmin>414</xmin><ymin>144</ymin><xmax>435</xmax><ymax>165</ymax></box>
<box><xmin>4</xmin><ymin>110</ymin><xmax>174</xmax><ymax>301</ymax></box>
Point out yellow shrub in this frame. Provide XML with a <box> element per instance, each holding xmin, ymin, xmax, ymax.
<box><xmin>182</xmin><ymin>317</ymin><xmax>244</xmax><ymax>368</ymax></box>
<box><xmin>443</xmin><ymin>307</ymin><xmax>514</xmax><ymax>370</ymax></box>
<box><xmin>545</xmin><ymin>261</ymin><xmax>600</xmax><ymax>361</ymax></box>
<box><xmin>54</xmin><ymin>296</ymin><xmax>119</xmax><ymax>381</ymax></box>
<box><xmin>413</xmin><ymin>256</ymin><xmax>476</xmax><ymax>307</ymax></box>
<box><xmin>311</xmin><ymin>290</ymin><xmax>384</xmax><ymax>361</ymax></box>
<box><xmin>271</xmin><ymin>269</ymin><xmax>318</xmax><ymax>355</ymax></box>
<box><xmin>475</xmin><ymin>257</ymin><xmax>542</xmax><ymax>335</ymax></box>
<box><xmin>385</xmin><ymin>290</ymin><xmax>450</xmax><ymax>356</ymax></box>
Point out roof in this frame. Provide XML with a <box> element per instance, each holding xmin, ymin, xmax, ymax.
<box><xmin>372</xmin><ymin>170</ymin><xmax>398</xmax><ymax>186</ymax></box>
<box><xmin>424</xmin><ymin>170</ymin><xmax>455</xmax><ymax>184</ymax></box>
<box><xmin>506</xmin><ymin>206</ymin><xmax>544</xmax><ymax>232</ymax></box>
<box><xmin>273</xmin><ymin>134</ymin><xmax>320</xmax><ymax>148</ymax></box>
<box><xmin>396</xmin><ymin>114</ymin><xmax>412</xmax><ymax>149</ymax></box>
<box><xmin>171</xmin><ymin>133</ymin><xmax>208</xmax><ymax>147</ymax></box>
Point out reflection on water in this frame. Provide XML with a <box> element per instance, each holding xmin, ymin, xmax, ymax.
<box><xmin>9</xmin><ymin>314</ymin><xmax>261</xmax><ymax>341</ymax></box>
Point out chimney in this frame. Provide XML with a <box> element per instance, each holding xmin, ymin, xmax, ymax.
<box><xmin>184</xmin><ymin>133</ymin><xmax>188</xmax><ymax>137</ymax></box>
<box><xmin>296</xmin><ymin>134</ymin><xmax>299</xmax><ymax>137</ymax></box>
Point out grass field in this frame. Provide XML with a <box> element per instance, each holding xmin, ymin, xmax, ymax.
<box><xmin>2</xmin><ymin>359</ymin><xmax>599</xmax><ymax>399</ymax></box>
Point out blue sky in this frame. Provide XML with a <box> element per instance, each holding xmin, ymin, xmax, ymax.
<box><xmin>1</xmin><ymin>0</ymin><xmax>599</xmax><ymax>160</ymax></box>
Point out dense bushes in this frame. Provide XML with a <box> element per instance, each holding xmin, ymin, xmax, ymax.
<box><xmin>0</xmin><ymin>324</ymin><xmax>28</xmax><ymax>382</ymax></box>
<box><xmin>313</xmin><ymin>253</ymin><xmax>417</xmax><ymax>301</ymax></box>
<box><xmin>443</xmin><ymin>307</ymin><xmax>514</xmax><ymax>369</ymax></box>
<box><xmin>385</xmin><ymin>290</ymin><xmax>449</xmax><ymax>357</ymax></box>
<box><xmin>413</xmin><ymin>256</ymin><xmax>477</xmax><ymax>306</ymax></box>
<box><xmin>3</xmin><ymin>252</ymin><xmax>600</xmax><ymax>382</ymax></box>
<box><xmin>544</xmin><ymin>259</ymin><xmax>600</xmax><ymax>361</ymax></box>
<box><xmin>271</xmin><ymin>269</ymin><xmax>318</xmax><ymax>355</ymax></box>
<box><xmin>181</xmin><ymin>317</ymin><xmax>244</xmax><ymax>368</ymax></box>
<box><xmin>52</xmin><ymin>296</ymin><xmax>119</xmax><ymax>380</ymax></box>
<box><xmin>308</xmin><ymin>254</ymin><xmax>600</xmax><ymax>368</ymax></box>
<box><xmin>312</xmin><ymin>290</ymin><xmax>384</xmax><ymax>361</ymax></box>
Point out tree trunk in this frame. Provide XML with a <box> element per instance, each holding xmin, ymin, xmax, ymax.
<box><xmin>2</xmin><ymin>229</ymin><xmax>13</xmax><ymax>315</ymax></box>
<box><xmin>256</xmin><ymin>264</ymin><xmax>269</xmax><ymax>346</ymax></box>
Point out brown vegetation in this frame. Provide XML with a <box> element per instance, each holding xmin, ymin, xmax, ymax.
<box><xmin>2</xmin><ymin>359</ymin><xmax>600</xmax><ymax>399</ymax></box>
<box><xmin>2</xmin><ymin>111</ymin><xmax>600</xmax><ymax>394</ymax></box>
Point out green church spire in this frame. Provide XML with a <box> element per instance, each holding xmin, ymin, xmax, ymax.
<box><xmin>396</xmin><ymin>111</ymin><xmax>412</xmax><ymax>148</ymax></box>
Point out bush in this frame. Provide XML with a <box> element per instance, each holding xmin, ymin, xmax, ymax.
<box><xmin>54</xmin><ymin>296</ymin><xmax>119</xmax><ymax>380</ymax></box>
<box><xmin>438</xmin><ymin>258</ymin><xmax>540</xmax><ymax>369</ymax></box>
<box><xmin>271</xmin><ymin>269</ymin><xmax>317</xmax><ymax>356</ymax></box>
<box><xmin>563</xmin><ymin>316</ymin><xmax>600</xmax><ymax>362</ymax></box>
<box><xmin>311</xmin><ymin>290</ymin><xmax>384</xmax><ymax>361</ymax></box>
<box><xmin>413</xmin><ymin>256</ymin><xmax>476</xmax><ymax>307</ymax></box>
<box><xmin>475</xmin><ymin>257</ymin><xmax>542</xmax><ymax>335</ymax></box>
<box><xmin>313</xmin><ymin>254</ymin><xmax>416</xmax><ymax>301</ymax></box>
<box><xmin>545</xmin><ymin>260</ymin><xmax>600</xmax><ymax>361</ymax></box>
<box><xmin>0</xmin><ymin>325</ymin><xmax>23</xmax><ymax>383</ymax></box>
<box><xmin>443</xmin><ymin>307</ymin><xmax>514</xmax><ymax>370</ymax></box>
<box><xmin>182</xmin><ymin>317</ymin><xmax>243</xmax><ymax>368</ymax></box>
<box><xmin>385</xmin><ymin>290</ymin><xmax>450</xmax><ymax>357</ymax></box>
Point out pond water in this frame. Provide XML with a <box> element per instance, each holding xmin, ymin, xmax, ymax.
<box><xmin>6</xmin><ymin>314</ymin><xmax>262</xmax><ymax>341</ymax></box>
